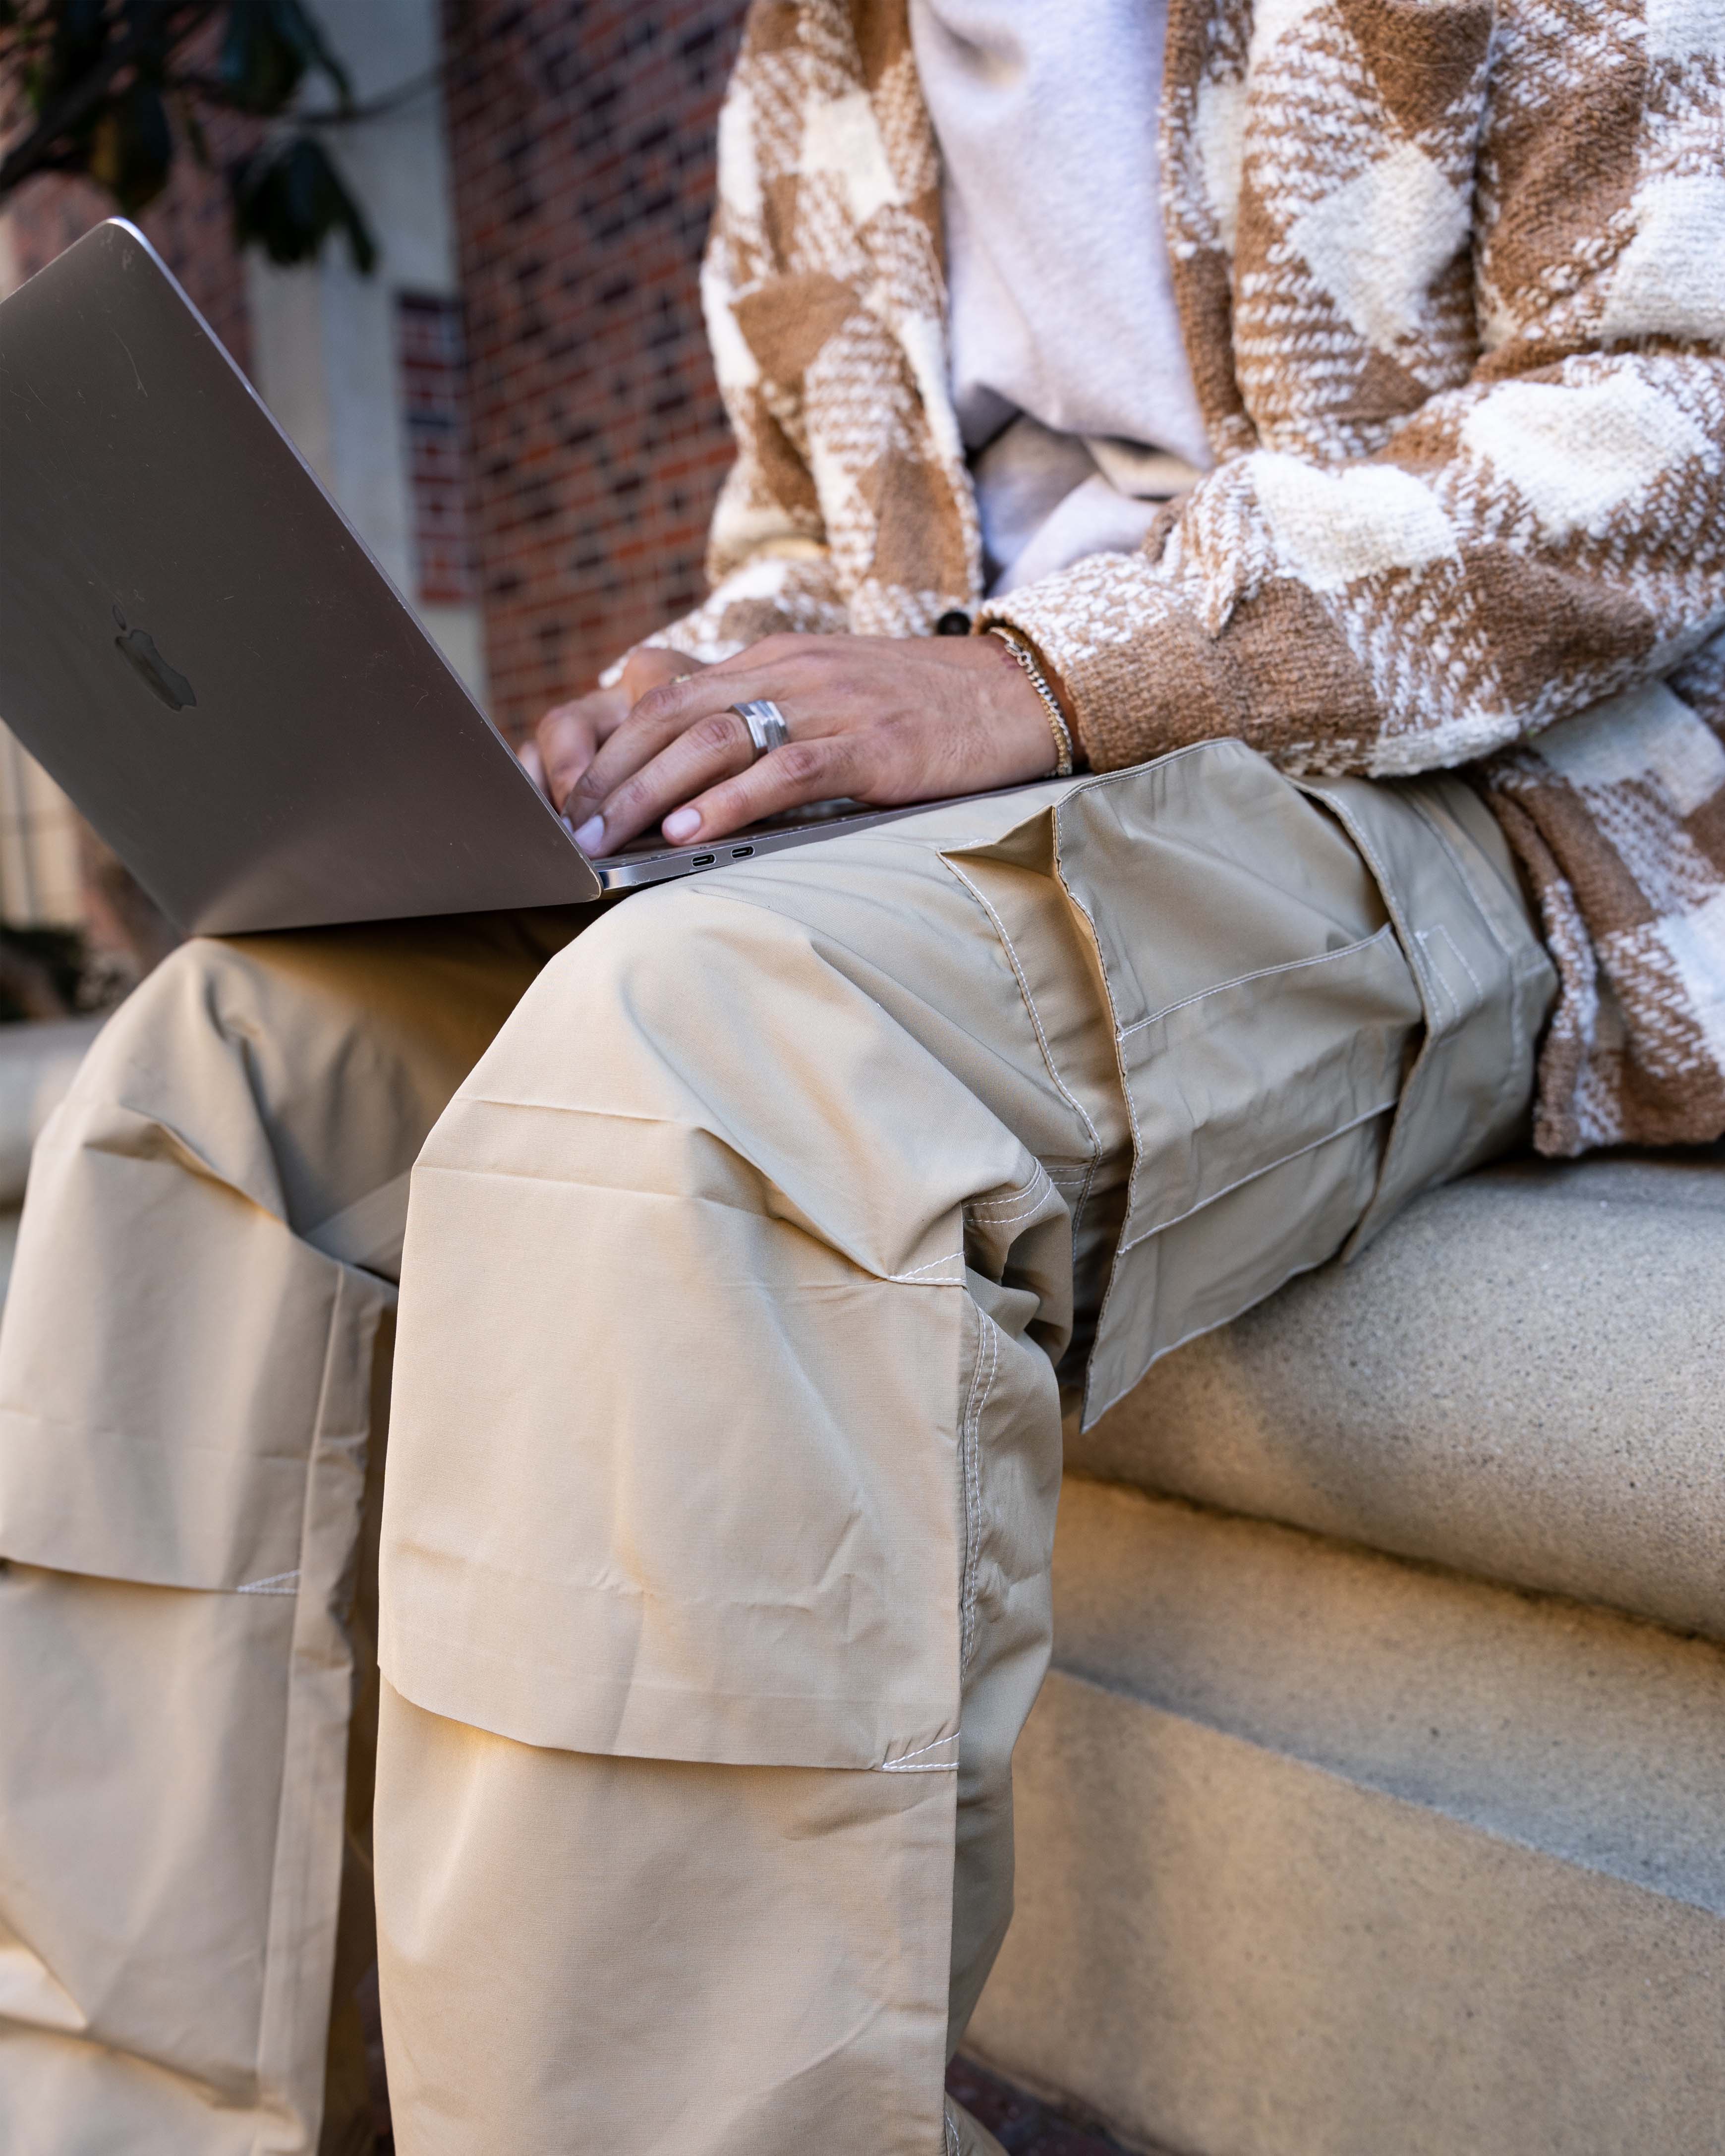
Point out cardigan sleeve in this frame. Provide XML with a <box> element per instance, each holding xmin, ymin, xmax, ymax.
<box><xmin>605</xmin><ymin>3</ymin><xmax>851</xmax><ymax>676</ymax></box>
<box><xmin>979</xmin><ymin>28</ymin><xmax>1725</xmax><ymax>780</ymax></box>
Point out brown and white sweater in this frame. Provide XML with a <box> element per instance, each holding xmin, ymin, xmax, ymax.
<box><xmin>646</xmin><ymin>0</ymin><xmax>1725</xmax><ymax>1156</ymax></box>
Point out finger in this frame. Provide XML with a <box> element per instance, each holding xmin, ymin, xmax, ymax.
<box><xmin>562</xmin><ymin>669</ymin><xmax>794</xmax><ymax>824</ymax></box>
<box><xmin>536</xmin><ymin>692</ymin><xmax>623</xmax><ymax>811</ymax></box>
<box><xmin>565</xmin><ymin>641</ymin><xmax>866</xmax><ymax>827</ymax></box>
<box><xmin>661</xmin><ymin>731</ymin><xmax>876</xmax><ymax>847</ymax></box>
<box><xmin>620</xmin><ymin>644</ymin><xmax>706</xmax><ymax>703</ymax></box>
<box><xmin>571</xmin><ymin>706</ymin><xmax>762</xmax><ymax>854</ymax></box>
<box><xmin>537</xmin><ymin>710</ymin><xmax>598</xmax><ymax>812</ymax></box>
<box><xmin>517</xmin><ymin>738</ymin><xmax>548</xmax><ymax>799</ymax></box>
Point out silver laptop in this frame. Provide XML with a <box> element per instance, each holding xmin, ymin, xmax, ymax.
<box><xmin>0</xmin><ymin>221</ymin><xmax>996</xmax><ymax>936</ymax></box>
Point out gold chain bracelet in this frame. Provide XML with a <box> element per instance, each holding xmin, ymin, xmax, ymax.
<box><xmin>984</xmin><ymin>625</ymin><xmax>1076</xmax><ymax>778</ymax></box>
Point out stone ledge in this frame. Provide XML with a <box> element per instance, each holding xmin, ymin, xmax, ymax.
<box><xmin>975</xmin><ymin>1670</ymin><xmax>1724</xmax><ymax>2156</ymax></box>
<box><xmin>969</xmin><ymin>1477</ymin><xmax>1725</xmax><ymax>2156</ymax></box>
<box><xmin>1068</xmin><ymin>1154</ymin><xmax>1725</xmax><ymax>1641</ymax></box>
<box><xmin>1048</xmin><ymin>1478</ymin><xmax>1725</xmax><ymax>1910</ymax></box>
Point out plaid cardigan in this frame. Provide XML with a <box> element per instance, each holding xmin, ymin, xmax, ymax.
<box><xmin>646</xmin><ymin>0</ymin><xmax>1725</xmax><ymax>1156</ymax></box>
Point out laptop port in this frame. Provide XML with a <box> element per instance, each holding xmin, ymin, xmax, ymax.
<box><xmin>692</xmin><ymin>852</ymin><xmax>716</xmax><ymax>867</ymax></box>
<box><xmin>730</xmin><ymin>845</ymin><xmax>754</xmax><ymax>859</ymax></box>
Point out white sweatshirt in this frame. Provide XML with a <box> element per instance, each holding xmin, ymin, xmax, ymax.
<box><xmin>909</xmin><ymin>0</ymin><xmax>1212</xmax><ymax>592</ymax></box>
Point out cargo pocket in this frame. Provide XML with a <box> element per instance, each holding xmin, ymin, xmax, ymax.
<box><xmin>1046</xmin><ymin>741</ymin><xmax>1429</xmax><ymax>1422</ymax></box>
<box><xmin>377</xmin><ymin>822</ymin><xmax>1096</xmax><ymax>1782</ymax></box>
<box><xmin>0</xmin><ymin>1095</ymin><xmax>392</xmax><ymax>2151</ymax></box>
<box><xmin>1293</xmin><ymin>771</ymin><xmax>1556</xmax><ymax>1253</ymax></box>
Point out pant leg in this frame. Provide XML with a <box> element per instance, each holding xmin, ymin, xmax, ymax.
<box><xmin>373</xmin><ymin>756</ymin><xmax>1460</xmax><ymax>2154</ymax></box>
<box><xmin>0</xmin><ymin>910</ymin><xmax>578</xmax><ymax>2156</ymax></box>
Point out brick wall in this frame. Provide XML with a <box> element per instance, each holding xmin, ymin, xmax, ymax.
<box><xmin>398</xmin><ymin>291</ymin><xmax>482</xmax><ymax>606</ymax></box>
<box><xmin>3</xmin><ymin>129</ymin><xmax>255</xmax><ymax>376</ymax></box>
<box><xmin>1</xmin><ymin>110</ymin><xmax>258</xmax><ymax>965</ymax></box>
<box><xmin>4</xmin><ymin>1</ymin><xmax>750</xmax><ymax>754</ymax></box>
<box><xmin>441</xmin><ymin>0</ymin><xmax>749</xmax><ymax>740</ymax></box>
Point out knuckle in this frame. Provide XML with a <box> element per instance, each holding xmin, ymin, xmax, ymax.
<box><xmin>776</xmin><ymin>740</ymin><xmax>828</xmax><ymax>788</ymax></box>
<box><xmin>632</xmin><ymin>683</ymin><xmax>679</xmax><ymax>729</ymax></box>
<box><xmin>692</xmin><ymin>713</ymin><xmax>745</xmax><ymax>756</ymax></box>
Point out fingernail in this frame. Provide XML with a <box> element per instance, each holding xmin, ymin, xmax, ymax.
<box><xmin>573</xmin><ymin>814</ymin><xmax>606</xmax><ymax>855</ymax></box>
<box><xmin>663</xmin><ymin>806</ymin><xmax>701</xmax><ymax>843</ymax></box>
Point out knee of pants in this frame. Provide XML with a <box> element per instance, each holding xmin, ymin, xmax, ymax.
<box><xmin>48</xmin><ymin>929</ymin><xmax>341</xmax><ymax>1140</ymax></box>
<box><xmin>510</xmin><ymin>872</ymin><xmax>788</xmax><ymax>1075</ymax></box>
<box><xmin>20</xmin><ymin>935</ymin><xmax>291</xmax><ymax>1227</ymax></box>
<box><xmin>53</xmin><ymin>918</ymin><xmax>533</xmax><ymax>1249</ymax></box>
<box><xmin>74</xmin><ymin>934</ymin><xmax>250</xmax><ymax>1083</ymax></box>
<box><xmin>442</xmin><ymin>881</ymin><xmax>804</xmax><ymax>1214</ymax></box>
<box><xmin>385</xmin><ymin>871</ymin><xmax>1073</xmax><ymax>1772</ymax></box>
<box><xmin>457</xmin><ymin>863</ymin><xmax>1055</xmax><ymax>1276</ymax></box>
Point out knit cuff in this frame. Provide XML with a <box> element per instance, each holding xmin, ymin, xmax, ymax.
<box><xmin>978</xmin><ymin>552</ymin><xmax>1245</xmax><ymax>773</ymax></box>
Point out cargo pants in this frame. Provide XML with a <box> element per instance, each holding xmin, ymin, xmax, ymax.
<box><xmin>0</xmin><ymin>743</ymin><xmax>1555</xmax><ymax>2153</ymax></box>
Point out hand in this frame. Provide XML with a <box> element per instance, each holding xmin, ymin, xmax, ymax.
<box><xmin>523</xmin><ymin>645</ymin><xmax>710</xmax><ymax>810</ymax></box>
<box><xmin>554</xmin><ymin>633</ymin><xmax>1064</xmax><ymax>856</ymax></box>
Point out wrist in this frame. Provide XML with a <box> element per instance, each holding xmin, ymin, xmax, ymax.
<box><xmin>983</xmin><ymin>625</ymin><xmax>1079</xmax><ymax>777</ymax></box>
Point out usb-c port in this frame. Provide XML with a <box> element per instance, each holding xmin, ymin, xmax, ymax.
<box><xmin>692</xmin><ymin>852</ymin><xmax>716</xmax><ymax>867</ymax></box>
<box><xmin>730</xmin><ymin>845</ymin><xmax>754</xmax><ymax>859</ymax></box>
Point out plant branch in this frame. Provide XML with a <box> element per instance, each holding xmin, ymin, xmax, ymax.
<box><xmin>174</xmin><ymin>59</ymin><xmax>441</xmax><ymax>128</ymax></box>
<box><xmin>299</xmin><ymin>62</ymin><xmax>440</xmax><ymax>126</ymax></box>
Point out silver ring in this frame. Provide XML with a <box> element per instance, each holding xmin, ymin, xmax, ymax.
<box><xmin>732</xmin><ymin>699</ymin><xmax>790</xmax><ymax>763</ymax></box>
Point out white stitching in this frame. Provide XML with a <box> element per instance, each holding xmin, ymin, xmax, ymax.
<box><xmin>1116</xmin><ymin>923</ymin><xmax>1399</xmax><ymax>1041</ymax></box>
<box><xmin>966</xmin><ymin>1172</ymin><xmax>1052</xmax><ymax>1219</ymax></box>
<box><xmin>1399</xmin><ymin>789</ymin><xmax>1540</xmax><ymax>1137</ymax></box>
<box><xmin>1284</xmin><ymin>796</ymin><xmax>1430</xmax><ymax>1200</ymax></box>
<box><xmin>1118</xmin><ymin>1095</ymin><xmax>1398</xmax><ymax>1254</ymax></box>
<box><xmin>960</xmin><ymin>1317</ymin><xmax>998</xmax><ymax>1672</ymax></box>
<box><xmin>969</xmin><ymin>1322</ymin><xmax>999</xmax><ymax>1667</ymax></box>
<box><xmin>956</xmin><ymin>1312</ymin><xmax>987</xmax><ymax>1674</ymax></box>
<box><xmin>1042</xmin><ymin>784</ymin><xmax>1151</xmax><ymax>1422</ymax></box>
<box><xmin>888</xmin><ymin>1253</ymin><xmax>965</xmax><ymax>1283</ymax></box>
<box><xmin>966</xmin><ymin>1168</ymin><xmax>1047</xmax><ymax>1214</ymax></box>
<box><xmin>940</xmin><ymin>856</ymin><xmax>1105</xmax><ymax>1245</ymax></box>
<box><xmin>966</xmin><ymin>1185</ymin><xmax>1054</xmax><ymax>1227</ymax></box>
<box><xmin>236</xmin><ymin>1569</ymin><xmax>299</xmax><ymax>1597</ymax></box>
<box><xmin>1429</xmin><ymin>919</ymin><xmax>1485</xmax><ymax>1002</ymax></box>
<box><xmin>1413</xmin><ymin>930</ymin><xmax>1461</xmax><ymax>1026</ymax></box>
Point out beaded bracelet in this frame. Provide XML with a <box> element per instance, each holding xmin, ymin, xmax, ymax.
<box><xmin>985</xmin><ymin>625</ymin><xmax>1077</xmax><ymax>778</ymax></box>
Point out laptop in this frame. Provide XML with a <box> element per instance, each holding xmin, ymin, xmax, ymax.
<box><xmin>0</xmin><ymin>220</ymin><xmax>1002</xmax><ymax>937</ymax></box>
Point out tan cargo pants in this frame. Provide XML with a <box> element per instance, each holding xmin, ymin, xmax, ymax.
<box><xmin>0</xmin><ymin>744</ymin><xmax>1554</xmax><ymax>2154</ymax></box>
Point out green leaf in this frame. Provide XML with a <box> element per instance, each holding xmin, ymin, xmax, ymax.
<box><xmin>230</xmin><ymin>133</ymin><xmax>376</xmax><ymax>273</ymax></box>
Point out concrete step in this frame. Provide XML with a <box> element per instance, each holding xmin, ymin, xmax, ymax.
<box><xmin>1068</xmin><ymin>1153</ymin><xmax>1725</xmax><ymax>1643</ymax></box>
<box><xmin>969</xmin><ymin>1477</ymin><xmax>1725</xmax><ymax>2156</ymax></box>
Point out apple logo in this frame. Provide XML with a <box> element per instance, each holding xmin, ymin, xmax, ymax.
<box><xmin>113</xmin><ymin>604</ymin><xmax>197</xmax><ymax>711</ymax></box>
